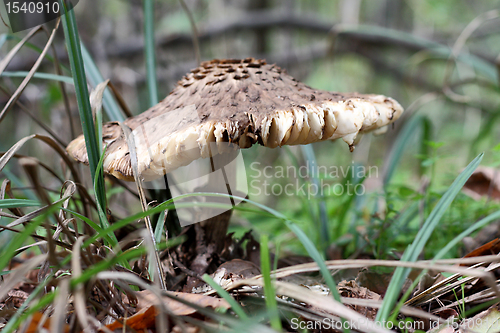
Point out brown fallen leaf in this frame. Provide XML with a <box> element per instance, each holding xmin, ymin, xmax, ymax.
<box><xmin>355</xmin><ymin>268</ymin><xmax>393</xmax><ymax>297</ymax></box>
<box><xmin>459</xmin><ymin>302</ymin><xmax>500</xmax><ymax>333</ymax></box>
<box><xmin>463</xmin><ymin>167</ymin><xmax>500</xmax><ymax>201</ymax></box>
<box><xmin>462</xmin><ymin>238</ymin><xmax>500</xmax><ymax>264</ymax></box>
<box><xmin>103</xmin><ymin>305</ymin><xmax>157</xmax><ymax>332</ymax></box>
<box><xmin>338</xmin><ymin>280</ymin><xmax>382</xmax><ymax>321</ymax></box>
<box><xmin>136</xmin><ymin>290</ymin><xmax>230</xmax><ymax>314</ymax></box>
<box><xmin>103</xmin><ymin>290</ymin><xmax>230</xmax><ymax>332</ymax></box>
<box><xmin>25</xmin><ymin>311</ymin><xmax>70</xmax><ymax>333</ymax></box>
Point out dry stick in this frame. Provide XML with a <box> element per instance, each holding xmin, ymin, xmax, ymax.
<box><xmin>53</xmin><ymin>218</ymin><xmax>78</xmax><ymax>245</ymax></box>
<box><xmin>239</xmin><ymin>279</ymin><xmax>392</xmax><ymax>333</ymax></box>
<box><xmin>60</xmin><ymin>180</ymin><xmax>80</xmax><ymax>240</ymax></box>
<box><xmin>19</xmin><ymin>158</ymin><xmax>60</xmax><ymax>268</ymax></box>
<box><xmin>178</xmin><ymin>0</ymin><xmax>201</xmax><ymax>66</ymax></box>
<box><xmin>0</xmin><ymin>20</ymin><xmax>60</xmax><ymax>123</ymax></box>
<box><xmin>0</xmin><ymin>134</ymin><xmax>93</xmax><ymax>219</ymax></box>
<box><xmin>0</xmin><ymin>225</ymin><xmax>72</xmax><ymax>251</ymax></box>
<box><xmin>107</xmin><ymin>81</ymin><xmax>134</xmax><ymax>118</ymax></box>
<box><xmin>0</xmin><ymin>179</ymin><xmax>24</xmax><ymax>217</ymax></box>
<box><xmin>0</xmin><ymin>211</ymin><xmax>19</xmax><ymax>219</ymax></box>
<box><xmin>274</xmin><ymin>294</ymin><xmax>444</xmax><ymax>325</ymax></box>
<box><xmin>213</xmin><ymin>256</ymin><xmax>500</xmax><ymax>301</ymax></box>
<box><xmin>72</xmin><ymin>236</ymin><xmax>93</xmax><ymax>331</ymax></box>
<box><xmin>443</xmin><ymin>9</ymin><xmax>500</xmax><ymax>103</ymax></box>
<box><xmin>0</xmin><ymin>25</ymin><xmax>43</xmax><ymax>74</ymax></box>
<box><xmin>405</xmin><ymin>262</ymin><xmax>487</xmax><ymax>306</ymax></box>
<box><xmin>0</xmin><ymin>7</ymin><xmax>8</xmax><ymax>28</ymax></box>
<box><xmin>54</xmin><ymin>183</ymin><xmax>81</xmax><ymax>243</ymax></box>
<box><xmin>51</xmin><ymin>278</ymin><xmax>70</xmax><ymax>333</ymax></box>
<box><xmin>338</xmin><ymin>297</ymin><xmax>444</xmax><ymax>324</ymax></box>
<box><xmin>112</xmin><ymin>177</ymin><xmax>141</xmax><ymax>200</ymax></box>
<box><xmin>120</xmin><ymin>122</ymin><xmax>167</xmax><ymax>290</ymax></box>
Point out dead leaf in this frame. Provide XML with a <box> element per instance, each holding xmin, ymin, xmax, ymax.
<box><xmin>338</xmin><ymin>280</ymin><xmax>381</xmax><ymax>320</ymax></box>
<box><xmin>412</xmin><ymin>271</ymin><xmax>443</xmax><ymax>297</ymax></box>
<box><xmin>462</xmin><ymin>238</ymin><xmax>500</xmax><ymax>263</ymax></box>
<box><xmin>463</xmin><ymin>167</ymin><xmax>500</xmax><ymax>201</ymax></box>
<box><xmin>137</xmin><ymin>290</ymin><xmax>230</xmax><ymax>314</ymax></box>
<box><xmin>355</xmin><ymin>267</ymin><xmax>393</xmax><ymax>296</ymax></box>
<box><xmin>460</xmin><ymin>303</ymin><xmax>500</xmax><ymax>333</ymax></box>
<box><xmin>25</xmin><ymin>311</ymin><xmax>70</xmax><ymax>333</ymax></box>
<box><xmin>103</xmin><ymin>290</ymin><xmax>230</xmax><ymax>332</ymax></box>
<box><xmin>103</xmin><ymin>305</ymin><xmax>157</xmax><ymax>332</ymax></box>
<box><xmin>433</xmin><ymin>308</ymin><xmax>458</xmax><ymax>320</ymax></box>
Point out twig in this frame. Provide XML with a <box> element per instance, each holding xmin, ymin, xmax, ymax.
<box><xmin>443</xmin><ymin>10</ymin><xmax>499</xmax><ymax>102</ymax></box>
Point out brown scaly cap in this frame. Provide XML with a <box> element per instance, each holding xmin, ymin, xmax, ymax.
<box><xmin>67</xmin><ymin>58</ymin><xmax>404</xmax><ymax>181</ymax></box>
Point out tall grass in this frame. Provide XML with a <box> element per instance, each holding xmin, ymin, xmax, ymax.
<box><xmin>60</xmin><ymin>0</ymin><xmax>107</xmax><ymax>220</ymax></box>
<box><xmin>376</xmin><ymin>153</ymin><xmax>483</xmax><ymax>322</ymax></box>
<box><xmin>144</xmin><ymin>0</ymin><xmax>159</xmax><ymax>107</ymax></box>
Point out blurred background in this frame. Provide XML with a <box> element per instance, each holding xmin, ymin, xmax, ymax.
<box><xmin>1</xmin><ymin>0</ymin><xmax>500</xmax><ymax>258</ymax></box>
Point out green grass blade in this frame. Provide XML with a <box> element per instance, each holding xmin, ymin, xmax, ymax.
<box><xmin>0</xmin><ymin>34</ymin><xmax>8</xmax><ymax>49</ymax></box>
<box><xmin>384</xmin><ymin>115</ymin><xmax>428</xmax><ymax>187</ymax></box>
<box><xmin>300</xmin><ymin>145</ymin><xmax>329</xmax><ymax>252</ymax></box>
<box><xmin>81</xmin><ymin>44</ymin><xmax>125</xmax><ymax>121</ymax></box>
<box><xmin>0</xmin><ymin>219</ymin><xmax>42</xmax><ymax>271</ymax></box>
<box><xmin>93</xmin><ymin>148</ymin><xmax>113</xmax><ymax>233</ymax></box>
<box><xmin>418</xmin><ymin>117</ymin><xmax>432</xmax><ymax>177</ymax></box>
<box><xmin>63</xmin><ymin>209</ymin><xmax>116</xmax><ymax>245</ymax></box>
<box><xmin>334</xmin><ymin>165</ymin><xmax>366</xmax><ymax>239</ymax></box>
<box><xmin>2</xmin><ymin>34</ymin><xmax>67</xmax><ymax>73</ymax></box>
<box><xmin>1</xmin><ymin>71</ymin><xmax>74</xmax><ymax>83</ymax></box>
<box><xmin>0</xmin><ymin>169</ymin><xmax>37</xmax><ymax>200</ymax></box>
<box><xmin>0</xmin><ymin>202</ymin><xmax>62</xmax><ymax>271</ymax></box>
<box><xmin>144</xmin><ymin>0</ymin><xmax>159</xmax><ymax>107</ymax></box>
<box><xmin>409</xmin><ymin>153</ymin><xmax>483</xmax><ymax>260</ymax></box>
<box><xmin>260</xmin><ymin>234</ymin><xmax>282</xmax><ymax>330</ymax></box>
<box><xmin>434</xmin><ymin>209</ymin><xmax>500</xmax><ymax>260</ymax></box>
<box><xmin>154</xmin><ymin>209</ymin><xmax>166</xmax><ymax>244</ymax></box>
<box><xmin>376</xmin><ymin>153</ymin><xmax>484</xmax><ymax>322</ymax></box>
<box><xmin>0</xmin><ymin>199</ymin><xmax>41</xmax><ymax>208</ymax></box>
<box><xmin>285</xmin><ymin>221</ymin><xmax>341</xmax><ymax>302</ymax></box>
<box><xmin>388</xmin><ymin>208</ymin><xmax>500</xmax><ymax>322</ymax></box>
<box><xmin>60</xmin><ymin>1</ymin><xmax>106</xmax><ymax>213</ymax></box>
<box><xmin>202</xmin><ymin>274</ymin><xmax>249</xmax><ymax>320</ymax></box>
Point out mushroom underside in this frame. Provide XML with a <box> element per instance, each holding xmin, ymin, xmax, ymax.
<box><xmin>66</xmin><ymin>58</ymin><xmax>404</xmax><ymax>182</ymax></box>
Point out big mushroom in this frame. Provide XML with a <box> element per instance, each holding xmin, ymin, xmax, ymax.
<box><xmin>67</xmin><ymin>58</ymin><xmax>404</xmax><ymax>285</ymax></box>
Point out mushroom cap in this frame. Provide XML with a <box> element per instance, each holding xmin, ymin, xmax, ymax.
<box><xmin>67</xmin><ymin>58</ymin><xmax>404</xmax><ymax>181</ymax></box>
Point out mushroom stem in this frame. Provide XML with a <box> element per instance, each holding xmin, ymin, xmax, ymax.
<box><xmin>184</xmin><ymin>153</ymin><xmax>234</xmax><ymax>291</ymax></box>
<box><xmin>200</xmin><ymin>209</ymin><xmax>232</xmax><ymax>253</ymax></box>
<box><xmin>198</xmin><ymin>151</ymin><xmax>236</xmax><ymax>252</ymax></box>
